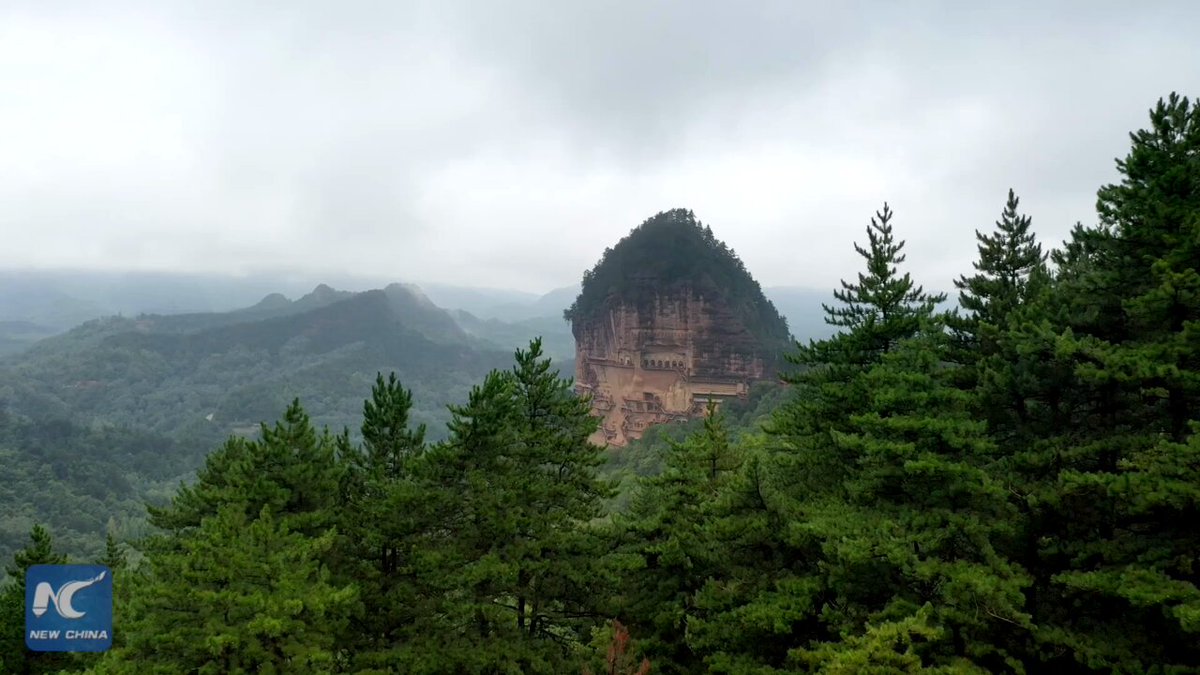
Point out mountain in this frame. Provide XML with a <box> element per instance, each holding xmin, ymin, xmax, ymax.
<box><xmin>0</xmin><ymin>270</ymin><xmax>318</xmax><ymax>328</ymax></box>
<box><xmin>0</xmin><ymin>320</ymin><xmax>60</xmax><ymax>357</ymax></box>
<box><xmin>451</xmin><ymin>309</ymin><xmax>575</xmax><ymax>362</ymax></box>
<box><xmin>486</xmin><ymin>285</ymin><xmax>583</xmax><ymax>321</ymax></box>
<box><xmin>0</xmin><ymin>284</ymin><xmax>514</xmax><ymax>447</ymax></box>
<box><xmin>567</xmin><ymin>208</ymin><xmax>792</xmax><ymax>446</ymax></box>
<box><xmin>415</xmin><ymin>283</ymin><xmax>540</xmax><ymax>319</ymax></box>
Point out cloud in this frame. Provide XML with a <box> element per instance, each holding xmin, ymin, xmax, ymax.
<box><xmin>1</xmin><ymin>0</ymin><xmax>1197</xmax><ymax>293</ymax></box>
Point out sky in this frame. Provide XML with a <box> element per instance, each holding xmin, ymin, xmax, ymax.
<box><xmin>1</xmin><ymin>1</ymin><xmax>1197</xmax><ymax>295</ymax></box>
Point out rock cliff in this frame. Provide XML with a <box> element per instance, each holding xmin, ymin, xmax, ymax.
<box><xmin>566</xmin><ymin>209</ymin><xmax>790</xmax><ymax>446</ymax></box>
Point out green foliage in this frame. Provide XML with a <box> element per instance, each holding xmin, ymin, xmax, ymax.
<box><xmin>360</xmin><ymin>372</ymin><xmax>427</xmax><ymax>476</ymax></box>
<box><xmin>809</xmin><ymin>334</ymin><xmax>1031</xmax><ymax>671</ymax></box>
<box><xmin>582</xmin><ymin>620</ymin><xmax>652</xmax><ymax>675</ymax></box>
<box><xmin>98</xmin><ymin>532</ymin><xmax>126</xmax><ymax>573</ymax></box>
<box><xmin>819</xmin><ymin>202</ymin><xmax>946</xmax><ymax>363</ymax></box>
<box><xmin>0</xmin><ymin>412</ymin><xmax>197</xmax><ymax>583</ymax></box>
<box><xmin>953</xmin><ymin>189</ymin><xmax>1047</xmax><ymax>336</ymax></box>
<box><xmin>91</xmin><ymin>400</ymin><xmax>353</xmax><ymax>673</ymax></box>
<box><xmin>601</xmin><ymin>383</ymin><xmax>787</xmax><ymax>507</ymax></box>
<box><xmin>794</xmin><ymin>605</ymin><xmax>985</xmax><ymax>674</ymax></box>
<box><xmin>93</xmin><ymin>506</ymin><xmax>357</xmax><ymax>674</ymax></box>
<box><xmin>771</xmin><ymin>202</ymin><xmax>945</xmax><ymax>495</ymax></box>
<box><xmin>1002</xmin><ymin>92</ymin><xmax>1200</xmax><ymax>672</ymax></box>
<box><xmin>337</xmin><ymin>373</ymin><xmax>432</xmax><ymax>669</ymax></box>
<box><xmin>405</xmin><ymin>338</ymin><xmax>615</xmax><ymax>672</ymax></box>
<box><xmin>612</xmin><ymin>404</ymin><xmax>740</xmax><ymax>673</ymax></box>
<box><xmin>147</xmin><ymin>399</ymin><xmax>343</xmax><ymax>539</ymax></box>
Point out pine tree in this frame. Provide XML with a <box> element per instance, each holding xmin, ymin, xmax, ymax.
<box><xmin>359</xmin><ymin>372</ymin><xmax>427</xmax><ymax>479</ymax></box>
<box><xmin>948</xmin><ymin>189</ymin><xmax>1048</xmax><ymax>394</ymax></box>
<box><xmin>821</xmin><ymin>202</ymin><xmax>946</xmax><ymax>362</ymax></box>
<box><xmin>614</xmin><ymin>403</ymin><xmax>740</xmax><ymax>674</ymax></box>
<box><xmin>148</xmin><ymin>400</ymin><xmax>342</xmax><ymax>539</ymax></box>
<box><xmin>93</xmin><ymin>506</ymin><xmax>357</xmax><ymax>674</ymax></box>
<box><xmin>772</xmin><ymin>202</ymin><xmax>945</xmax><ymax>494</ymax></box>
<box><xmin>406</xmin><ymin>339</ymin><xmax>614</xmax><ymax>672</ymax></box>
<box><xmin>795</xmin><ymin>605</ymin><xmax>973</xmax><ymax>674</ymax></box>
<box><xmin>685</xmin><ymin>434</ymin><xmax>815</xmax><ymax>673</ymax></box>
<box><xmin>953</xmin><ymin>189</ymin><xmax>1047</xmax><ymax>336</ymax></box>
<box><xmin>794</xmin><ymin>332</ymin><xmax>1030</xmax><ymax>672</ymax></box>
<box><xmin>688</xmin><ymin>204</ymin><xmax>950</xmax><ymax>673</ymax></box>
<box><xmin>93</xmin><ymin>401</ymin><xmax>355</xmax><ymax>673</ymax></box>
<box><xmin>1017</xmin><ymin>92</ymin><xmax>1200</xmax><ymax>672</ymax></box>
<box><xmin>98</xmin><ymin>532</ymin><xmax>126</xmax><ymax>573</ymax></box>
<box><xmin>339</xmin><ymin>373</ymin><xmax>434</xmax><ymax>670</ymax></box>
<box><xmin>582</xmin><ymin>620</ymin><xmax>652</xmax><ymax>675</ymax></box>
<box><xmin>1090</xmin><ymin>91</ymin><xmax>1200</xmax><ymax>441</ymax></box>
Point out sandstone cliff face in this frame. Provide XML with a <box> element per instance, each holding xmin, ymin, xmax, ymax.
<box><xmin>573</xmin><ymin>284</ymin><xmax>776</xmax><ymax>446</ymax></box>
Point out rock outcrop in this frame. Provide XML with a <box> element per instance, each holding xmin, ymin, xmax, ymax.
<box><xmin>567</xmin><ymin>209</ymin><xmax>790</xmax><ymax>446</ymax></box>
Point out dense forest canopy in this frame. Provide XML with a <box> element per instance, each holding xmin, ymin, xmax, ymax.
<box><xmin>1</xmin><ymin>92</ymin><xmax>1199</xmax><ymax>674</ymax></box>
<box><xmin>564</xmin><ymin>208</ymin><xmax>791</xmax><ymax>348</ymax></box>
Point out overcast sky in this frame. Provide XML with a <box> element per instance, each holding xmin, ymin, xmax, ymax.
<box><xmin>1</xmin><ymin>1</ymin><xmax>1197</xmax><ymax>294</ymax></box>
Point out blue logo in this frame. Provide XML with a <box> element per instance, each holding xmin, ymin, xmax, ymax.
<box><xmin>25</xmin><ymin>564</ymin><xmax>113</xmax><ymax>652</ymax></box>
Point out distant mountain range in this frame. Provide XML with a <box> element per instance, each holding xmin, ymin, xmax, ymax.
<box><xmin>0</xmin><ymin>270</ymin><xmax>841</xmax><ymax>360</ymax></box>
<box><xmin>0</xmin><ymin>283</ymin><xmax>525</xmax><ymax>446</ymax></box>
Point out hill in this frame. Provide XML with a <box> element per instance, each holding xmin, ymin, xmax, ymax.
<box><xmin>567</xmin><ymin>208</ymin><xmax>792</xmax><ymax>445</ymax></box>
<box><xmin>0</xmin><ymin>284</ymin><xmax>515</xmax><ymax>447</ymax></box>
<box><xmin>0</xmin><ymin>410</ymin><xmax>202</xmax><ymax>581</ymax></box>
<box><xmin>565</xmin><ymin>208</ymin><xmax>791</xmax><ymax>354</ymax></box>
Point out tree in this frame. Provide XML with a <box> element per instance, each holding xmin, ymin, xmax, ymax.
<box><xmin>338</xmin><ymin>373</ymin><xmax>434</xmax><ymax>670</ymax></box>
<box><xmin>822</xmin><ymin>202</ymin><xmax>946</xmax><ymax>362</ymax></box>
<box><xmin>685</xmin><ymin>434</ymin><xmax>815</xmax><ymax>673</ymax></box>
<box><xmin>953</xmin><ymin>189</ymin><xmax>1047</xmax><ymax>338</ymax></box>
<box><xmin>613</xmin><ymin>403</ymin><xmax>740</xmax><ymax>674</ymax></box>
<box><xmin>90</xmin><ymin>401</ymin><xmax>355</xmax><ymax>673</ymax></box>
<box><xmin>148</xmin><ymin>400</ymin><xmax>342</xmax><ymax>539</ymax></box>
<box><xmin>583</xmin><ymin>620</ymin><xmax>652</xmax><ymax>675</ymax></box>
<box><xmin>689</xmin><ymin>204</ymin><xmax>952</xmax><ymax>673</ymax></box>
<box><xmin>98</xmin><ymin>532</ymin><xmax>126</xmax><ymax>573</ymax></box>
<box><xmin>359</xmin><ymin>372</ymin><xmax>427</xmax><ymax>479</ymax></box>
<box><xmin>1016</xmin><ymin>92</ymin><xmax>1200</xmax><ymax>672</ymax></box>
<box><xmin>948</xmin><ymin>189</ymin><xmax>1049</xmax><ymax>396</ymax></box>
<box><xmin>798</xmin><ymin>332</ymin><xmax>1030</xmax><ymax>672</ymax></box>
<box><xmin>771</xmin><ymin>202</ymin><xmax>946</xmax><ymax>494</ymax></box>
<box><xmin>1089</xmin><ymin>91</ymin><xmax>1200</xmax><ymax>442</ymax></box>
<box><xmin>92</xmin><ymin>506</ymin><xmax>357</xmax><ymax>674</ymax></box>
<box><xmin>406</xmin><ymin>339</ymin><xmax>614</xmax><ymax>672</ymax></box>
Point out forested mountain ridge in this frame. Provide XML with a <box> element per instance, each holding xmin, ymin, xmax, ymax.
<box><xmin>0</xmin><ymin>283</ymin><xmax>513</xmax><ymax>446</ymax></box>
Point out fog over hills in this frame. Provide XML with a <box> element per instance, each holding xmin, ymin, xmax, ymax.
<box><xmin>0</xmin><ymin>269</ymin><xmax>845</xmax><ymax>359</ymax></box>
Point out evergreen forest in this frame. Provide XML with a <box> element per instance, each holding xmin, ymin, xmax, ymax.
<box><xmin>2</xmin><ymin>92</ymin><xmax>1199</xmax><ymax>674</ymax></box>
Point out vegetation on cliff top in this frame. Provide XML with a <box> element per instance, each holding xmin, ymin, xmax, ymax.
<box><xmin>564</xmin><ymin>209</ymin><xmax>791</xmax><ymax>348</ymax></box>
